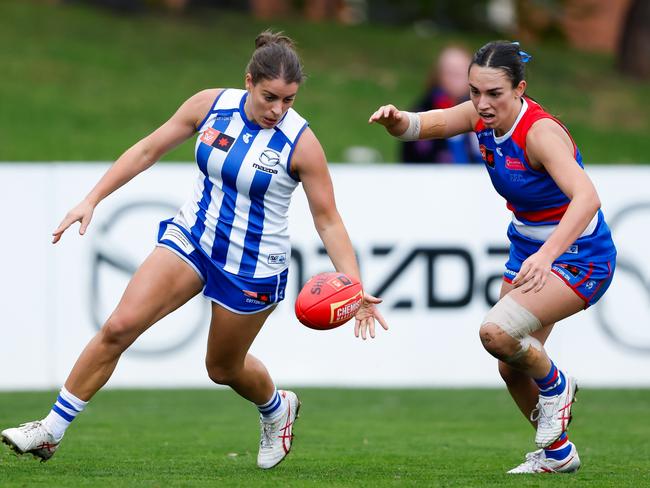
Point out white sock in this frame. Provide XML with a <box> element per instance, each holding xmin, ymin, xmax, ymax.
<box><xmin>256</xmin><ymin>389</ymin><xmax>288</xmax><ymax>422</ymax></box>
<box><xmin>41</xmin><ymin>386</ymin><xmax>88</xmax><ymax>441</ymax></box>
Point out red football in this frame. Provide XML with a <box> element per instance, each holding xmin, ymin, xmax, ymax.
<box><xmin>295</xmin><ymin>272</ymin><xmax>363</xmax><ymax>330</ymax></box>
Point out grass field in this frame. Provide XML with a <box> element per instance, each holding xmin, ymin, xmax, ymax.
<box><xmin>1</xmin><ymin>389</ymin><xmax>649</xmax><ymax>486</ymax></box>
<box><xmin>1</xmin><ymin>1</ymin><xmax>649</xmax><ymax>163</ymax></box>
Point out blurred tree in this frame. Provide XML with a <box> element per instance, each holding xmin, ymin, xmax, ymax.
<box><xmin>514</xmin><ymin>0</ymin><xmax>564</xmax><ymax>42</ymax></box>
<box><xmin>618</xmin><ymin>0</ymin><xmax>650</xmax><ymax>79</ymax></box>
<box><xmin>365</xmin><ymin>0</ymin><xmax>490</xmax><ymax>31</ymax></box>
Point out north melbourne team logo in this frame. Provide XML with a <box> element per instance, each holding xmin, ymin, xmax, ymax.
<box><xmin>200</xmin><ymin>128</ymin><xmax>235</xmax><ymax>152</ymax></box>
<box><xmin>253</xmin><ymin>148</ymin><xmax>281</xmax><ymax>174</ymax></box>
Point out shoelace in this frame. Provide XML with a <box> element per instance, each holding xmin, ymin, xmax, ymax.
<box><xmin>529</xmin><ymin>396</ymin><xmax>560</xmax><ymax>428</ymax></box>
<box><xmin>512</xmin><ymin>450</ymin><xmax>550</xmax><ymax>473</ymax></box>
<box><xmin>525</xmin><ymin>449</ymin><xmax>544</xmax><ymax>462</ymax></box>
<box><xmin>259</xmin><ymin>418</ymin><xmax>278</xmax><ymax>449</ymax></box>
<box><xmin>18</xmin><ymin>421</ymin><xmax>42</xmax><ymax>436</ymax></box>
<box><xmin>523</xmin><ymin>456</ymin><xmax>550</xmax><ymax>472</ymax></box>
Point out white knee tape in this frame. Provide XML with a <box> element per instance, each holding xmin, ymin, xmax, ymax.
<box><xmin>481</xmin><ymin>295</ymin><xmax>542</xmax><ymax>340</ymax></box>
<box><xmin>508</xmin><ymin>335</ymin><xmax>543</xmax><ymax>362</ymax></box>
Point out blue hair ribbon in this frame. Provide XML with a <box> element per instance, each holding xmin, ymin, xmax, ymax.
<box><xmin>511</xmin><ymin>41</ymin><xmax>532</xmax><ymax>63</ymax></box>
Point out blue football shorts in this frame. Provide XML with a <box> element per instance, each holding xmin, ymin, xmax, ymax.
<box><xmin>504</xmin><ymin>254</ymin><xmax>615</xmax><ymax>308</ymax></box>
<box><xmin>156</xmin><ymin>219</ymin><xmax>288</xmax><ymax>314</ymax></box>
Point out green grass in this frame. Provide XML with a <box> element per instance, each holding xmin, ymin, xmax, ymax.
<box><xmin>1</xmin><ymin>389</ymin><xmax>649</xmax><ymax>486</ymax></box>
<box><xmin>0</xmin><ymin>1</ymin><xmax>649</xmax><ymax>163</ymax></box>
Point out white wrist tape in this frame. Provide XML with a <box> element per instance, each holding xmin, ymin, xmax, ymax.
<box><xmin>396</xmin><ymin>111</ymin><xmax>421</xmax><ymax>141</ymax></box>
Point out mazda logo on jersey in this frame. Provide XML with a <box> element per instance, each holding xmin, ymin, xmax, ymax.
<box><xmin>259</xmin><ymin>148</ymin><xmax>281</xmax><ymax>167</ymax></box>
<box><xmin>253</xmin><ymin>148</ymin><xmax>282</xmax><ymax>174</ymax></box>
<box><xmin>90</xmin><ymin>201</ymin><xmax>210</xmax><ymax>356</ymax></box>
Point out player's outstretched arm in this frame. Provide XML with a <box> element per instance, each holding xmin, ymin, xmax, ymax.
<box><xmin>368</xmin><ymin>100</ymin><xmax>477</xmax><ymax>141</ymax></box>
<box><xmin>292</xmin><ymin>128</ymin><xmax>388</xmax><ymax>339</ymax></box>
<box><xmin>52</xmin><ymin>89</ymin><xmax>219</xmax><ymax>244</ymax></box>
<box><xmin>368</xmin><ymin>104</ymin><xmax>412</xmax><ymax>138</ymax></box>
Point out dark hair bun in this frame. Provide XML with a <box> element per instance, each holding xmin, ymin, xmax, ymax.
<box><xmin>255</xmin><ymin>30</ymin><xmax>295</xmax><ymax>50</ymax></box>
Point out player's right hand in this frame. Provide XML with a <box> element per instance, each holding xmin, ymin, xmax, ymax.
<box><xmin>354</xmin><ymin>292</ymin><xmax>389</xmax><ymax>341</ymax></box>
<box><xmin>52</xmin><ymin>200</ymin><xmax>95</xmax><ymax>244</ymax></box>
<box><xmin>368</xmin><ymin>104</ymin><xmax>403</xmax><ymax>128</ymax></box>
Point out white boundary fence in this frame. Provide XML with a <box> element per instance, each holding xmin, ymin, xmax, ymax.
<box><xmin>1</xmin><ymin>163</ymin><xmax>648</xmax><ymax>389</ymax></box>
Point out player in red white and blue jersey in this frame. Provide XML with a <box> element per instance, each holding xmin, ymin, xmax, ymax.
<box><xmin>1</xmin><ymin>31</ymin><xmax>387</xmax><ymax>469</ymax></box>
<box><xmin>370</xmin><ymin>40</ymin><xmax>616</xmax><ymax>474</ymax></box>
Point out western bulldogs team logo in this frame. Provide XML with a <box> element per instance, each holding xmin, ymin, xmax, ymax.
<box><xmin>479</xmin><ymin>144</ymin><xmax>495</xmax><ymax>168</ymax></box>
<box><xmin>253</xmin><ymin>148</ymin><xmax>281</xmax><ymax>174</ymax></box>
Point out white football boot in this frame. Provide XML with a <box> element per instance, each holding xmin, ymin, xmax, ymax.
<box><xmin>257</xmin><ymin>390</ymin><xmax>300</xmax><ymax>469</ymax></box>
<box><xmin>1</xmin><ymin>421</ymin><xmax>60</xmax><ymax>461</ymax></box>
<box><xmin>531</xmin><ymin>375</ymin><xmax>578</xmax><ymax>448</ymax></box>
<box><xmin>507</xmin><ymin>443</ymin><xmax>581</xmax><ymax>473</ymax></box>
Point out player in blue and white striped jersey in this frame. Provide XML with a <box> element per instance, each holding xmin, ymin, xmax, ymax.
<box><xmin>1</xmin><ymin>30</ymin><xmax>387</xmax><ymax>470</ymax></box>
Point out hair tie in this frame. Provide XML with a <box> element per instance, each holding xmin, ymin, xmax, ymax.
<box><xmin>511</xmin><ymin>41</ymin><xmax>532</xmax><ymax>63</ymax></box>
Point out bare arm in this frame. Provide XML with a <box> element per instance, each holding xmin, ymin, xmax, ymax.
<box><xmin>52</xmin><ymin>89</ymin><xmax>220</xmax><ymax>243</ymax></box>
<box><xmin>292</xmin><ymin>128</ymin><xmax>360</xmax><ymax>280</ymax></box>
<box><xmin>528</xmin><ymin>119</ymin><xmax>601</xmax><ymax>260</ymax></box>
<box><xmin>512</xmin><ymin>118</ymin><xmax>601</xmax><ymax>291</ymax></box>
<box><xmin>368</xmin><ymin>100</ymin><xmax>478</xmax><ymax>139</ymax></box>
<box><xmin>292</xmin><ymin>128</ymin><xmax>388</xmax><ymax>338</ymax></box>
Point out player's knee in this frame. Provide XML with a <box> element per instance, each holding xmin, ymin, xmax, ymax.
<box><xmin>480</xmin><ymin>295</ymin><xmax>542</xmax><ymax>361</ymax></box>
<box><xmin>205</xmin><ymin>361</ymin><xmax>240</xmax><ymax>386</ymax></box>
<box><xmin>101</xmin><ymin>311</ymin><xmax>141</xmax><ymax>348</ymax></box>
<box><xmin>479</xmin><ymin>323</ymin><xmax>520</xmax><ymax>359</ymax></box>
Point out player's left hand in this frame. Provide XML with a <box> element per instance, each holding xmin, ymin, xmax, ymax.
<box><xmin>512</xmin><ymin>251</ymin><xmax>553</xmax><ymax>293</ymax></box>
<box><xmin>354</xmin><ymin>293</ymin><xmax>388</xmax><ymax>340</ymax></box>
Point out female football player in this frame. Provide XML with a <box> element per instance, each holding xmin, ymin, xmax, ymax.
<box><xmin>369</xmin><ymin>40</ymin><xmax>616</xmax><ymax>474</ymax></box>
<box><xmin>2</xmin><ymin>30</ymin><xmax>387</xmax><ymax>469</ymax></box>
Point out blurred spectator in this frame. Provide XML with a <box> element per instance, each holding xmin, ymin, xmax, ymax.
<box><xmin>401</xmin><ymin>45</ymin><xmax>482</xmax><ymax>164</ymax></box>
<box><xmin>250</xmin><ymin>0</ymin><xmax>365</xmax><ymax>24</ymax></box>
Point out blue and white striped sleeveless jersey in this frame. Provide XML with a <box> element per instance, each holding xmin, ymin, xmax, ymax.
<box><xmin>173</xmin><ymin>89</ymin><xmax>308</xmax><ymax>278</ymax></box>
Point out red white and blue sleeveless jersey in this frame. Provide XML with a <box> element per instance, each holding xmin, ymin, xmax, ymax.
<box><xmin>474</xmin><ymin>97</ymin><xmax>616</xmax><ymax>298</ymax></box>
<box><xmin>172</xmin><ymin>89</ymin><xmax>308</xmax><ymax>279</ymax></box>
